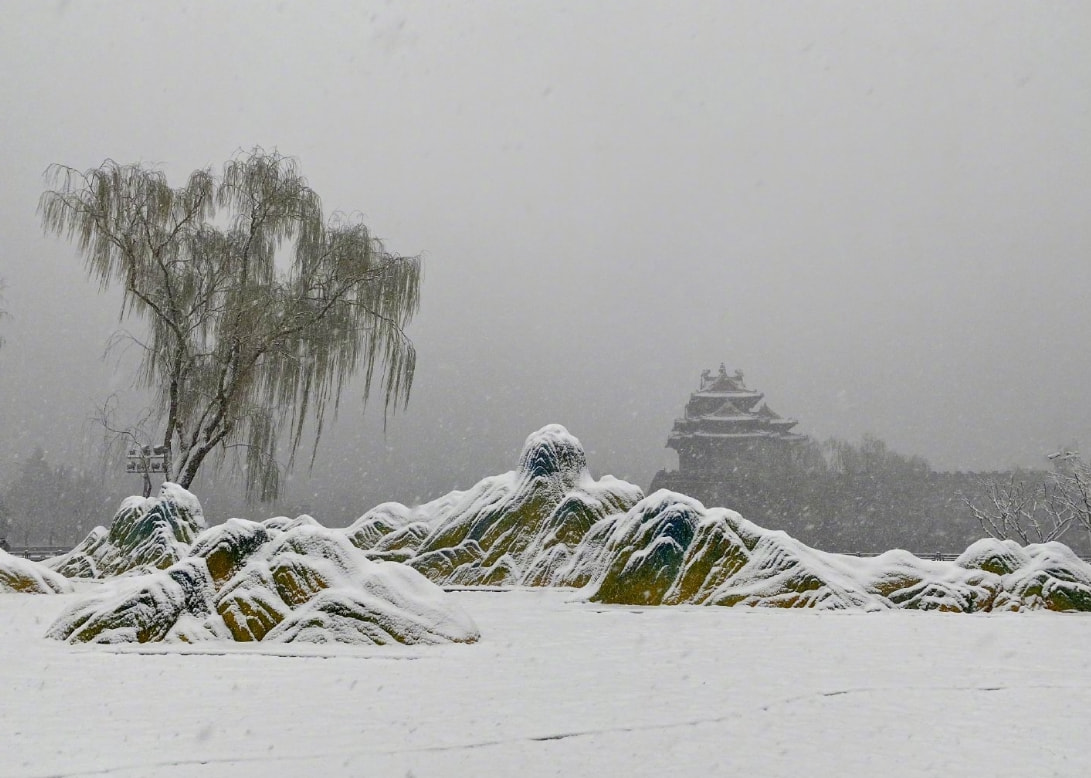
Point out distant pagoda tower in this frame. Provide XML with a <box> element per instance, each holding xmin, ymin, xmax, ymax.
<box><xmin>667</xmin><ymin>363</ymin><xmax>805</xmax><ymax>474</ymax></box>
<box><xmin>651</xmin><ymin>364</ymin><xmax>807</xmax><ymax>504</ymax></box>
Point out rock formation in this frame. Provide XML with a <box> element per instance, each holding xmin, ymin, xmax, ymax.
<box><xmin>45</xmin><ymin>482</ymin><xmax>206</xmax><ymax>578</ymax></box>
<box><xmin>362</xmin><ymin>425</ymin><xmax>645</xmax><ymax>586</ymax></box>
<box><xmin>47</xmin><ymin>496</ymin><xmax>479</xmax><ymax>646</ymax></box>
<box><xmin>563</xmin><ymin>490</ymin><xmax>1091</xmax><ymax>612</ymax></box>
<box><xmin>39</xmin><ymin>426</ymin><xmax>1091</xmax><ymax>616</ymax></box>
<box><xmin>0</xmin><ymin>549</ymin><xmax>72</xmax><ymax>594</ymax></box>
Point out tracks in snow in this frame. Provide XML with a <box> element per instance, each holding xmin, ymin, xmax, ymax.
<box><xmin>27</xmin><ymin>683</ymin><xmax>1055</xmax><ymax>778</ymax></box>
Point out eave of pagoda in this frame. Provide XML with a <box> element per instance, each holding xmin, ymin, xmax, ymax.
<box><xmin>667</xmin><ymin>429</ymin><xmax>808</xmax><ymax>449</ymax></box>
<box><xmin>692</xmin><ymin>390</ymin><xmax>763</xmax><ymax>402</ymax></box>
<box><xmin>685</xmin><ymin>392</ymin><xmax>764</xmax><ymax>416</ymax></box>
<box><xmin>669</xmin><ymin>415</ymin><xmax>800</xmax><ymax>432</ymax></box>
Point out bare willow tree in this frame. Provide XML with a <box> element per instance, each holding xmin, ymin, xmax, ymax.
<box><xmin>40</xmin><ymin>149</ymin><xmax>421</xmax><ymax>500</ymax></box>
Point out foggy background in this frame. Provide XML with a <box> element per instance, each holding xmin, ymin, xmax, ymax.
<box><xmin>1</xmin><ymin>1</ymin><xmax>1089</xmax><ymax>526</ymax></box>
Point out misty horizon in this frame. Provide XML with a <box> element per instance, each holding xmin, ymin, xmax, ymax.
<box><xmin>1</xmin><ymin>2</ymin><xmax>1089</xmax><ymax>524</ymax></box>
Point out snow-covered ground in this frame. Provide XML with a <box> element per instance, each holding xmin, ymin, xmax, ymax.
<box><xmin>4</xmin><ymin>587</ymin><xmax>1091</xmax><ymax>777</ymax></box>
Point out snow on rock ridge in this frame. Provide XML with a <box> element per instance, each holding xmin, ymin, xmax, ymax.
<box><xmin>357</xmin><ymin>425</ymin><xmax>648</xmax><ymax>586</ymax></box>
<box><xmin>46</xmin><ymin>482</ymin><xmax>206</xmax><ymax>578</ymax></box>
<box><xmin>564</xmin><ymin>490</ymin><xmax>1091</xmax><ymax>611</ymax></box>
<box><xmin>47</xmin><ymin>517</ymin><xmax>480</xmax><ymax>645</ymax></box>
<box><xmin>0</xmin><ymin>549</ymin><xmax>73</xmax><ymax>594</ymax></box>
<box><xmin>34</xmin><ymin>426</ymin><xmax>1091</xmax><ymax>616</ymax></box>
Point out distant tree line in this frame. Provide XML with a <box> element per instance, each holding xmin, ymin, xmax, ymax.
<box><xmin>653</xmin><ymin>435</ymin><xmax>1088</xmax><ymax>555</ymax></box>
<box><xmin>4</xmin><ymin>435</ymin><xmax>1085</xmax><ymax>556</ymax></box>
<box><xmin>0</xmin><ymin>448</ymin><xmax>113</xmax><ymax>549</ymax></box>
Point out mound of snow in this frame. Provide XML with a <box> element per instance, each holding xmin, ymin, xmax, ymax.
<box><xmin>46</xmin><ymin>482</ymin><xmax>206</xmax><ymax>578</ymax></box>
<box><xmin>0</xmin><ymin>549</ymin><xmax>73</xmax><ymax>594</ymax></box>
<box><xmin>563</xmin><ymin>490</ymin><xmax>1091</xmax><ymax>612</ymax></box>
<box><xmin>47</xmin><ymin>521</ymin><xmax>479</xmax><ymax>646</ymax></box>
<box><xmin>361</xmin><ymin>425</ymin><xmax>646</xmax><ymax>586</ymax></box>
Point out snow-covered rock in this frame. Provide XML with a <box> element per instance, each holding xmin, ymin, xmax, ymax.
<box><xmin>563</xmin><ymin>490</ymin><xmax>1091</xmax><ymax>612</ymax></box>
<box><xmin>47</xmin><ymin>521</ymin><xmax>480</xmax><ymax>645</ymax></box>
<box><xmin>377</xmin><ymin>425</ymin><xmax>644</xmax><ymax>586</ymax></box>
<box><xmin>39</xmin><ymin>427</ymin><xmax>1091</xmax><ymax>617</ymax></box>
<box><xmin>0</xmin><ymin>549</ymin><xmax>73</xmax><ymax>594</ymax></box>
<box><xmin>345</xmin><ymin>502</ymin><xmax>415</xmax><ymax>549</ymax></box>
<box><xmin>367</xmin><ymin>522</ymin><xmax>433</xmax><ymax>562</ymax></box>
<box><xmin>47</xmin><ymin>559</ymin><xmax>218</xmax><ymax>643</ymax></box>
<box><xmin>972</xmin><ymin>540</ymin><xmax>1091</xmax><ymax>612</ymax></box>
<box><xmin>343</xmin><ymin>501</ymin><xmax>439</xmax><ymax>562</ymax></box>
<box><xmin>46</xmin><ymin>482</ymin><xmax>206</xmax><ymax>578</ymax></box>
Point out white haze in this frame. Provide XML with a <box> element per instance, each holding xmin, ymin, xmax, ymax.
<box><xmin>1</xmin><ymin>2</ymin><xmax>1089</xmax><ymax>521</ymax></box>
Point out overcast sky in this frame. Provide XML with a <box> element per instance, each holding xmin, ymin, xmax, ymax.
<box><xmin>1</xmin><ymin>1</ymin><xmax>1089</xmax><ymax>521</ymax></box>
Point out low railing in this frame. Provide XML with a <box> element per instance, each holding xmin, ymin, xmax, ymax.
<box><xmin>833</xmin><ymin>550</ymin><xmax>1091</xmax><ymax>562</ymax></box>
<box><xmin>4</xmin><ymin>546</ymin><xmax>73</xmax><ymax>562</ymax></box>
<box><xmin>833</xmin><ymin>551</ymin><xmax>961</xmax><ymax>561</ymax></box>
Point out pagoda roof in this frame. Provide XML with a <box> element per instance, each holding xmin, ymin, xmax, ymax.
<box><xmin>681</xmin><ymin>399</ymin><xmax>797</xmax><ymax>427</ymax></box>
<box><xmin>668</xmin><ymin>429</ymin><xmax>807</xmax><ymax>443</ymax></box>
<box><xmin>752</xmin><ymin>402</ymin><xmax>799</xmax><ymax>429</ymax></box>
<box><xmin>707</xmin><ymin>399</ymin><xmax>753</xmax><ymax>420</ymax></box>
<box><xmin>667</xmin><ymin>364</ymin><xmax>804</xmax><ymax>447</ymax></box>
<box><xmin>753</xmin><ymin>402</ymin><xmax>777</xmax><ymax>418</ymax></box>
<box><xmin>693</xmin><ymin>389</ymin><xmax>764</xmax><ymax>401</ymax></box>
<box><xmin>699</xmin><ymin>363</ymin><xmax>749</xmax><ymax>393</ymax></box>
